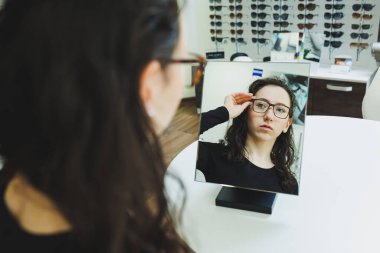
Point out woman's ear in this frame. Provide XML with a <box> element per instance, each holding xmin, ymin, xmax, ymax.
<box><xmin>282</xmin><ymin>118</ymin><xmax>293</xmax><ymax>133</ymax></box>
<box><xmin>139</xmin><ymin>60</ymin><xmax>164</xmax><ymax>113</ymax></box>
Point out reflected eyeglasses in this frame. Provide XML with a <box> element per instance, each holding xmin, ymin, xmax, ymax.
<box><xmin>251</xmin><ymin>99</ymin><xmax>290</xmax><ymax>119</ymax></box>
<box><xmin>159</xmin><ymin>53</ymin><xmax>206</xmax><ymax>87</ymax></box>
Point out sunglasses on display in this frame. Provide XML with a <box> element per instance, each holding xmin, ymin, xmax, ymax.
<box><xmin>297</xmin><ymin>14</ymin><xmax>318</xmax><ymax>20</ymax></box>
<box><xmin>210</xmin><ymin>21</ymin><xmax>224</xmax><ymax>26</ymax></box>
<box><xmin>352</xmin><ymin>13</ymin><xmax>373</xmax><ymax>20</ymax></box>
<box><xmin>274</xmin><ymin>5</ymin><xmax>291</xmax><ymax>11</ymax></box>
<box><xmin>325</xmin><ymin>4</ymin><xmax>345</xmax><ymax>10</ymax></box>
<box><xmin>326</xmin><ymin>0</ymin><xmax>343</xmax><ymax>1</ymax></box>
<box><xmin>251</xmin><ymin>4</ymin><xmax>271</xmax><ymax>10</ymax></box>
<box><xmin>211</xmin><ymin>36</ymin><xmax>226</xmax><ymax>42</ymax></box>
<box><xmin>229</xmin><ymin>0</ymin><xmax>243</xmax><ymax>3</ymax></box>
<box><xmin>324</xmin><ymin>12</ymin><xmax>344</xmax><ymax>20</ymax></box>
<box><xmin>273</xmin><ymin>30</ymin><xmax>291</xmax><ymax>33</ymax></box>
<box><xmin>209</xmin><ymin>0</ymin><xmax>222</xmax><ymax>3</ymax></box>
<box><xmin>251</xmin><ymin>29</ymin><xmax>269</xmax><ymax>35</ymax></box>
<box><xmin>230</xmin><ymin>21</ymin><xmax>245</xmax><ymax>27</ymax></box>
<box><xmin>324</xmin><ymin>31</ymin><xmax>344</xmax><ymax>38</ymax></box>
<box><xmin>251</xmin><ymin>99</ymin><xmax>290</xmax><ymax>119</ymax></box>
<box><xmin>251</xmin><ymin>12</ymin><xmax>269</xmax><ymax>19</ymax></box>
<box><xmin>209</xmin><ymin>6</ymin><xmax>227</xmax><ymax>11</ymax></box>
<box><xmin>298</xmin><ymin>23</ymin><xmax>317</xmax><ymax>30</ymax></box>
<box><xmin>298</xmin><ymin>3</ymin><xmax>318</xmax><ymax>11</ymax></box>
<box><xmin>324</xmin><ymin>40</ymin><xmax>342</xmax><ymax>48</ymax></box>
<box><xmin>229</xmin><ymin>5</ymin><xmax>243</xmax><ymax>11</ymax></box>
<box><xmin>324</xmin><ymin>23</ymin><xmax>344</xmax><ymax>29</ymax></box>
<box><xmin>251</xmin><ymin>38</ymin><xmax>269</xmax><ymax>44</ymax></box>
<box><xmin>352</xmin><ymin>4</ymin><xmax>376</xmax><ymax>12</ymax></box>
<box><xmin>252</xmin><ymin>0</ymin><xmax>266</xmax><ymax>2</ymax></box>
<box><xmin>210</xmin><ymin>29</ymin><xmax>223</xmax><ymax>35</ymax></box>
<box><xmin>350</xmin><ymin>42</ymin><xmax>369</xmax><ymax>49</ymax></box>
<box><xmin>273</xmin><ymin>13</ymin><xmax>289</xmax><ymax>20</ymax></box>
<box><xmin>230</xmin><ymin>29</ymin><xmax>244</xmax><ymax>35</ymax></box>
<box><xmin>230</xmin><ymin>37</ymin><xmax>246</xmax><ymax>43</ymax></box>
<box><xmin>275</xmin><ymin>21</ymin><xmax>292</xmax><ymax>28</ymax></box>
<box><xmin>229</xmin><ymin>13</ymin><xmax>244</xmax><ymax>19</ymax></box>
<box><xmin>210</xmin><ymin>14</ymin><xmax>222</xmax><ymax>19</ymax></box>
<box><xmin>350</xmin><ymin>33</ymin><xmax>371</xmax><ymax>39</ymax></box>
<box><xmin>351</xmin><ymin>24</ymin><xmax>371</xmax><ymax>30</ymax></box>
<box><xmin>251</xmin><ymin>21</ymin><xmax>270</xmax><ymax>28</ymax></box>
<box><xmin>161</xmin><ymin>53</ymin><xmax>206</xmax><ymax>86</ymax></box>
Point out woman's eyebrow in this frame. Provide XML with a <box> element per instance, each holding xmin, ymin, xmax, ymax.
<box><xmin>256</xmin><ymin>98</ymin><xmax>289</xmax><ymax>107</ymax></box>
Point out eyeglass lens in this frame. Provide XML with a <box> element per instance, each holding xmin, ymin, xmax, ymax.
<box><xmin>252</xmin><ymin>100</ymin><xmax>290</xmax><ymax>119</ymax></box>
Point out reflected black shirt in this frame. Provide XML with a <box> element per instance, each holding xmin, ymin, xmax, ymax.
<box><xmin>196</xmin><ymin>106</ymin><xmax>298</xmax><ymax>194</ymax></box>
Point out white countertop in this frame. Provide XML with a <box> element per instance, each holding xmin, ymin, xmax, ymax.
<box><xmin>309</xmin><ymin>64</ymin><xmax>375</xmax><ymax>84</ymax></box>
<box><xmin>166</xmin><ymin>116</ymin><xmax>380</xmax><ymax>253</ymax></box>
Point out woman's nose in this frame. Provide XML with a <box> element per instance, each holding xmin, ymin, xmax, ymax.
<box><xmin>264</xmin><ymin>105</ymin><xmax>275</xmax><ymax>120</ymax></box>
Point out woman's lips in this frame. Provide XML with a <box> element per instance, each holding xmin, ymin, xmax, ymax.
<box><xmin>260</xmin><ymin>124</ymin><xmax>273</xmax><ymax>130</ymax></box>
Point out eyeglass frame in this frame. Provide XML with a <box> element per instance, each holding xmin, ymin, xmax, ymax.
<box><xmin>251</xmin><ymin>99</ymin><xmax>291</xmax><ymax>119</ymax></box>
<box><xmin>159</xmin><ymin>53</ymin><xmax>206</xmax><ymax>86</ymax></box>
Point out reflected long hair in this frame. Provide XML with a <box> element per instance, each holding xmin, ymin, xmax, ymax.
<box><xmin>0</xmin><ymin>0</ymin><xmax>192</xmax><ymax>252</ymax></box>
<box><xmin>223</xmin><ymin>78</ymin><xmax>298</xmax><ymax>193</ymax></box>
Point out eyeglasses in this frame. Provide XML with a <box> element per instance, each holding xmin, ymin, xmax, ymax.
<box><xmin>251</xmin><ymin>29</ymin><xmax>269</xmax><ymax>35</ymax></box>
<box><xmin>251</xmin><ymin>21</ymin><xmax>269</xmax><ymax>28</ymax></box>
<box><xmin>209</xmin><ymin>0</ymin><xmax>222</xmax><ymax>3</ymax></box>
<box><xmin>273</xmin><ymin>13</ymin><xmax>289</xmax><ymax>20</ymax></box>
<box><xmin>251</xmin><ymin>99</ymin><xmax>290</xmax><ymax>119</ymax></box>
<box><xmin>229</xmin><ymin>13</ymin><xmax>243</xmax><ymax>19</ymax></box>
<box><xmin>324</xmin><ymin>40</ymin><xmax>342</xmax><ymax>48</ymax></box>
<box><xmin>210</xmin><ymin>21</ymin><xmax>223</xmax><ymax>26</ymax></box>
<box><xmin>274</xmin><ymin>21</ymin><xmax>292</xmax><ymax>28</ymax></box>
<box><xmin>162</xmin><ymin>53</ymin><xmax>206</xmax><ymax>86</ymax></box>
<box><xmin>230</xmin><ymin>37</ymin><xmax>246</xmax><ymax>43</ymax></box>
<box><xmin>229</xmin><ymin>0</ymin><xmax>243</xmax><ymax>3</ymax></box>
<box><xmin>297</xmin><ymin>14</ymin><xmax>318</xmax><ymax>20</ymax></box>
<box><xmin>350</xmin><ymin>42</ymin><xmax>369</xmax><ymax>49</ymax></box>
<box><xmin>324</xmin><ymin>23</ymin><xmax>344</xmax><ymax>29</ymax></box>
<box><xmin>252</xmin><ymin>38</ymin><xmax>269</xmax><ymax>44</ymax></box>
<box><xmin>351</xmin><ymin>24</ymin><xmax>371</xmax><ymax>30</ymax></box>
<box><xmin>324</xmin><ymin>31</ymin><xmax>344</xmax><ymax>38</ymax></box>
<box><xmin>350</xmin><ymin>33</ymin><xmax>371</xmax><ymax>39</ymax></box>
<box><xmin>352</xmin><ymin>13</ymin><xmax>373</xmax><ymax>20</ymax></box>
<box><xmin>209</xmin><ymin>6</ymin><xmax>227</xmax><ymax>11</ymax></box>
<box><xmin>251</xmin><ymin>4</ymin><xmax>271</xmax><ymax>10</ymax></box>
<box><xmin>210</xmin><ymin>14</ymin><xmax>222</xmax><ymax>19</ymax></box>
<box><xmin>324</xmin><ymin>12</ymin><xmax>344</xmax><ymax>20</ymax></box>
<box><xmin>325</xmin><ymin>4</ymin><xmax>345</xmax><ymax>10</ymax></box>
<box><xmin>210</xmin><ymin>29</ymin><xmax>223</xmax><ymax>35</ymax></box>
<box><xmin>298</xmin><ymin>3</ymin><xmax>318</xmax><ymax>11</ymax></box>
<box><xmin>230</xmin><ymin>21</ymin><xmax>245</xmax><ymax>27</ymax></box>
<box><xmin>251</xmin><ymin>12</ymin><xmax>269</xmax><ymax>19</ymax></box>
<box><xmin>352</xmin><ymin>4</ymin><xmax>375</xmax><ymax>11</ymax></box>
<box><xmin>229</xmin><ymin>5</ymin><xmax>243</xmax><ymax>11</ymax></box>
<box><xmin>298</xmin><ymin>23</ymin><xmax>317</xmax><ymax>30</ymax></box>
<box><xmin>211</xmin><ymin>36</ymin><xmax>226</xmax><ymax>42</ymax></box>
<box><xmin>230</xmin><ymin>29</ymin><xmax>244</xmax><ymax>35</ymax></box>
<box><xmin>274</xmin><ymin>5</ymin><xmax>291</xmax><ymax>11</ymax></box>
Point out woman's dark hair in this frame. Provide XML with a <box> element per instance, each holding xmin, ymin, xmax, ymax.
<box><xmin>0</xmin><ymin>0</ymin><xmax>192</xmax><ymax>252</ymax></box>
<box><xmin>223</xmin><ymin>77</ymin><xmax>298</xmax><ymax>193</ymax></box>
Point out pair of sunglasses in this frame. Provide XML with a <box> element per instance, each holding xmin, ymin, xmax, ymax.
<box><xmin>324</xmin><ymin>31</ymin><xmax>344</xmax><ymax>38</ymax></box>
<box><xmin>352</xmin><ymin>4</ymin><xmax>376</xmax><ymax>11</ymax></box>
<box><xmin>297</xmin><ymin>14</ymin><xmax>318</xmax><ymax>20</ymax></box>
<box><xmin>352</xmin><ymin>13</ymin><xmax>373</xmax><ymax>20</ymax></box>
<box><xmin>210</xmin><ymin>21</ymin><xmax>224</xmax><ymax>26</ymax></box>
<box><xmin>229</xmin><ymin>13</ymin><xmax>244</xmax><ymax>19</ymax></box>
<box><xmin>252</xmin><ymin>38</ymin><xmax>269</xmax><ymax>44</ymax></box>
<box><xmin>251</xmin><ymin>29</ymin><xmax>269</xmax><ymax>35</ymax></box>
<box><xmin>324</xmin><ymin>23</ymin><xmax>344</xmax><ymax>29</ymax></box>
<box><xmin>273</xmin><ymin>30</ymin><xmax>291</xmax><ymax>33</ymax></box>
<box><xmin>229</xmin><ymin>5</ymin><xmax>243</xmax><ymax>11</ymax></box>
<box><xmin>251</xmin><ymin>12</ymin><xmax>268</xmax><ymax>19</ymax></box>
<box><xmin>228</xmin><ymin>0</ymin><xmax>243</xmax><ymax>3</ymax></box>
<box><xmin>230</xmin><ymin>29</ymin><xmax>244</xmax><ymax>35</ymax></box>
<box><xmin>324</xmin><ymin>12</ymin><xmax>344</xmax><ymax>20</ymax></box>
<box><xmin>231</xmin><ymin>37</ymin><xmax>246</xmax><ymax>43</ymax></box>
<box><xmin>350</xmin><ymin>33</ymin><xmax>371</xmax><ymax>39</ymax></box>
<box><xmin>210</xmin><ymin>36</ymin><xmax>227</xmax><ymax>42</ymax></box>
<box><xmin>251</xmin><ymin>4</ymin><xmax>271</xmax><ymax>10</ymax></box>
<box><xmin>275</xmin><ymin>21</ymin><xmax>292</xmax><ymax>28</ymax></box>
<box><xmin>298</xmin><ymin>3</ymin><xmax>318</xmax><ymax>11</ymax></box>
<box><xmin>251</xmin><ymin>21</ymin><xmax>270</xmax><ymax>27</ymax></box>
<box><xmin>273</xmin><ymin>13</ymin><xmax>289</xmax><ymax>20</ymax></box>
<box><xmin>298</xmin><ymin>23</ymin><xmax>317</xmax><ymax>29</ymax></box>
<box><xmin>324</xmin><ymin>40</ymin><xmax>342</xmax><ymax>48</ymax></box>
<box><xmin>209</xmin><ymin>0</ymin><xmax>222</xmax><ymax>2</ymax></box>
<box><xmin>209</xmin><ymin>14</ymin><xmax>222</xmax><ymax>19</ymax></box>
<box><xmin>351</xmin><ymin>24</ymin><xmax>371</xmax><ymax>30</ymax></box>
<box><xmin>209</xmin><ymin>6</ymin><xmax>226</xmax><ymax>11</ymax></box>
<box><xmin>230</xmin><ymin>21</ymin><xmax>245</xmax><ymax>27</ymax></box>
<box><xmin>325</xmin><ymin>4</ymin><xmax>345</xmax><ymax>10</ymax></box>
<box><xmin>274</xmin><ymin>5</ymin><xmax>290</xmax><ymax>11</ymax></box>
<box><xmin>210</xmin><ymin>29</ymin><xmax>223</xmax><ymax>35</ymax></box>
<box><xmin>350</xmin><ymin>42</ymin><xmax>369</xmax><ymax>49</ymax></box>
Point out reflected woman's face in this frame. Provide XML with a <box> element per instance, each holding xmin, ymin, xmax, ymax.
<box><xmin>247</xmin><ymin>85</ymin><xmax>292</xmax><ymax>142</ymax></box>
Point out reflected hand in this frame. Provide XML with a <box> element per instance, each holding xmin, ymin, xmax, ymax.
<box><xmin>224</xmin><ymin>92</ymin><xmax>254</xmax><ymax>119</ymax></box>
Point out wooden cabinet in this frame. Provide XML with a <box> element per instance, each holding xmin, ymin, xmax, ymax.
<box><xmin>307</xmin><ymin>78</ymin><xmax>366</xmax><ymax>118</ymax></box>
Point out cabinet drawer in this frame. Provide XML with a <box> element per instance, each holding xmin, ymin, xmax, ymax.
<box><xmin>307</xmin><ymin>78</ymin><xmax>366</xmax><ymax>118</ymax></box>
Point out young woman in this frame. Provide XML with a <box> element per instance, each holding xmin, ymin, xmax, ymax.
<box><xmin>197</xmin><ymin>78</ymin><xmax>299</xmax><ymax>194</ymax></box>
<box><xmin>0</xmin><ymin>0</ymin><xmax>204</xmax><ymax>252</ymax></box>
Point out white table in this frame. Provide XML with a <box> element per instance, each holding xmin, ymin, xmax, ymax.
<box><xmin>166</xmin><ymin>116</ymin><xmax>380</xmax><ymax>253</ymax></box>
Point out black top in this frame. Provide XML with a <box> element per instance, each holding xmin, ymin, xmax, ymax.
<box><xmin>196</xmin><ymin>106</ymin><xmax>298</xmax><ymax>194</ymax></box>
<box><xmin>0</xmin><ymin>180</ymin><xmax>80</xmax><ymax>253</ymax></box>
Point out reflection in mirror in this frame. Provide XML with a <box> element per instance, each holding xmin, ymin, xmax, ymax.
<box><xmin>195</xmin><ymin>61</ymin><xmax>310</xmax><ymax>195</ymax></box>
